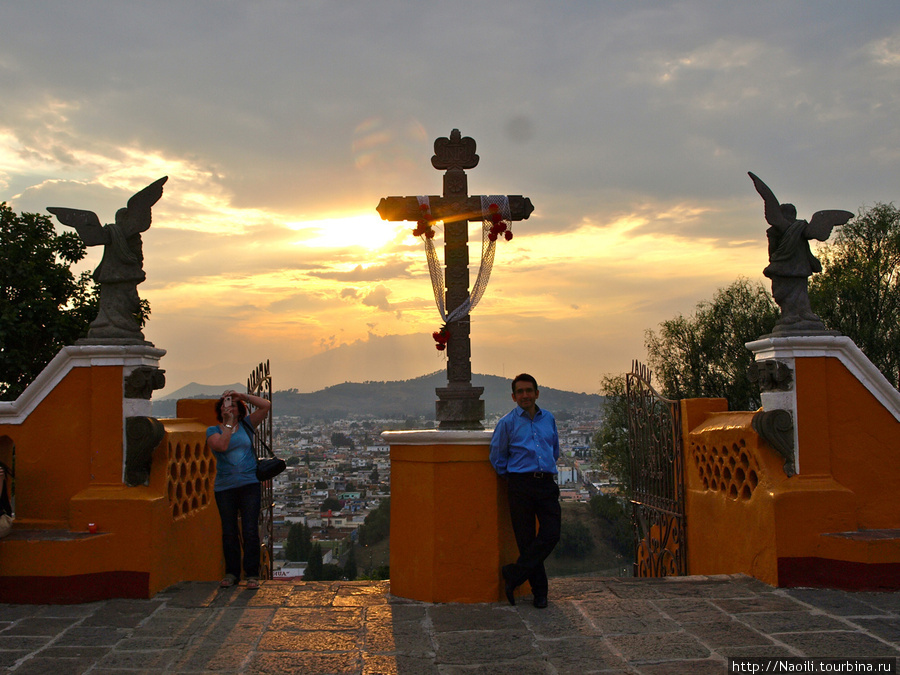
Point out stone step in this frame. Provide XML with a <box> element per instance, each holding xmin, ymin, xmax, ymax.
<box><xmin>1</xmin><ymin>528</ymin><xmax>100</xmax><ymax>542</ymax></box>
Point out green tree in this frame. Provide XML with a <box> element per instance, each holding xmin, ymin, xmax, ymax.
<box><xmin>0</xmin><ymin>203</ymin><xmax>98</xmax><ymax>399</ymax></box>
<box><xmin>369</xmin><ymin>466</ymin><xmax>379</xmax><ymax>483</ymax></box>
<box><xmin>304</xmin><ymin>543</ymin><xmax>324</xmax><ymax>580</ymax></box>
<box><xmin>284</xmin><ymin>522</ymin><xmax>313</xmax><ymax>562</ymax></box>
<box><xmin>809</xmin><ymin>203</ymin><xmax>900</xmax><ymax>388</ymax></box>
<box><xmin>321</xmin><ymin>497</ymin><xmax>342</xmax><ymax>512</ymax></box>
<box><xmin>554</xmin><ymin>519</ymin><xmax>595</xmax><ymax>558</ymax></box>
<box><xmin>286</xmin><ymin>456</ymin><xmax>300</xmax><ymax>466</ymax></box>
<box><xmin>593</xmin><ymin>374</ymin><xmax>631</xmax><ymax>492</ymax></box>
<box><xmin>359</xmin><ymin>564</ymin><xmax>390</xmax><ymax>580</ymax></box>
<box><xmin>331</xmin><ymin>432</ymin><xmax>354</xmax><ymax>449</ymax></box>
<box><xmin>299</xmin><ymin>524</ymin><xmax>313</xmax><ymax>561</ymax></box>
<box><xmin>343</xmin><ymin>546</ymin><xmax>358</xmax><ymax>580</ymax></box>
<box><xmin>284</xmin><ymin>523</ymin><xmax>302</xmax><ymax>561</ymax></box>
<box><xmin>644</xmin><ymin>277</ymin><xmax>779</xmax><ymax>410</ymax></box>
<box><xmin>357</xmin><ymin>498</ymin><xmax>390</xmax><ymax>546</ymax></box>
<box><xmin>320</xmin><ymin>563</ymin><xmax>345</xmax><ymax>580</ymax></box>
<box><xmin>589</xmin><ymin>494</ymin><xmax>632</xmax><ymax>556</ymax></box>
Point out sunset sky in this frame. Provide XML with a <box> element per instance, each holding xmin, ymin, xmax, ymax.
<box><xmin>2</xmin><ymin>2</ymin><xmax>899</xmax><ymax>397</ymax></box>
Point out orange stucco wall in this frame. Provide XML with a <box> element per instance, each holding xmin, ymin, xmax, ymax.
<box><xmin>683</xmin><ymin>354</ymin><xmax>900</xmax><ymax>588</ymax></box>
<box><xmin>0</xmin><ymin>365</ymin><xmax>124</xmax><ymax>529</ymax></box>
<box><xmin>0</xmin><ymin>360</ymin><xmax>223</xmax><ymax>601</ymax></box>
<box><xmin>177</xmin><ymin>398</ymin><xmax>219</xmax><ymax>427</ymax></box>
<box><xmin>795</xmin><ymin>357</ymin><xmax>900</xmax><ymax>529</ymax></box>
<box><xmin>389</xmin><ymin>442</ymin><xmax>520</xmax><ymax>603</ymax></box>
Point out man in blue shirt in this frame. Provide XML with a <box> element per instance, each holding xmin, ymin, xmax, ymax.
<box><xmin>490</xmin><ymin>373</ymin><xmax>561</xmax><ymax>609</ymax></box>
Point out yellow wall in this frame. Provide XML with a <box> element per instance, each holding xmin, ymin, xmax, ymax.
<box><xmin>0</xmin><ymin>366</ymin><xmax>123</xmax><ymax>529</ymax></box>
<box><xmin>389</xmin><ymin>441</ymin><xmax>521</xmax><ymax>603</ymax></box>
<box><xmin>683</xmin><ymin>353</ymin><xmax>900</xmax><ymax>588</ymax></box>
<box><xmin>796</xmin><ymin>358</ymin><xmax>900</xmax><ymax>529</ymax></box>
<box><xmin>0</xmin><ymin>358</ymin><xmax>223</xmax><ymax>602</ymax></box>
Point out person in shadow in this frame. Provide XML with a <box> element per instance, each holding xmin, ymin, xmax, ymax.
<box><xmin>489</xmin><ymin>373</ymin><xmax>561</xmax><ymax>609</ymax></box>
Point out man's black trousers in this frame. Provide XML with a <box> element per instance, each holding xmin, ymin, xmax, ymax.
<box><xmin>504</xmin><ymin>473</ymin><xmax>561</xmax><ymax>597</ymax></box>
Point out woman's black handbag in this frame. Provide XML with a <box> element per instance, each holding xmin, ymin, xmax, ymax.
<box><xmin>241</xmin><ymin>419</ymin><xmax>286</xmax><ymax>482</ymax></box>
<box><xmin>257</xmin><ymin>457</ymin><xmax>286</xmax><ymax>482</ymax></box>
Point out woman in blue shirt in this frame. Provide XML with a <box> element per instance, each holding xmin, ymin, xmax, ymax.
<box><xmin>207</xmin><ymin>390</ymin><xmax>271</xmax><ymax>588</ymax></box>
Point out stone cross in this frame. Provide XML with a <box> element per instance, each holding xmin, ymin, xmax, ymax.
<box><xmin>377</xmin><ymin>129</ymin><xmax>533</xmax><ymax>430</ymax></box>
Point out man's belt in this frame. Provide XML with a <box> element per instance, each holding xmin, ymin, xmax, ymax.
<box><xmin>507</xmin><ymin>471</ymin><xmax>555</xmax><ymax>479</ymax></box>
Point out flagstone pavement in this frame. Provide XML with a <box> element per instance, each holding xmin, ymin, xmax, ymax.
<box><xmin>2</xmin><ymin>574</ymin><xmax>900</xmax><ymax>674</ymax></box>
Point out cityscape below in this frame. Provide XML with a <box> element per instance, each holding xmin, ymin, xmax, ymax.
<box><xmin>213</xmin><ymin>381</ymin><xmax>620</xmax><ymax>580</ymax></box>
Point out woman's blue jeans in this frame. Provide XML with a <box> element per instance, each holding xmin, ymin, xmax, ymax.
<box><xmin>214</xmin><ymin>482</ymin><xmax>261</xmax><ymax>579</ymax></box>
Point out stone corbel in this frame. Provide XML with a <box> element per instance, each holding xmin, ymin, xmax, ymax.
<box><xmin>749</xmin><ymin>359</ymin><xmax>793</xmax><ymax>393</ymax></box>
<box><xmin>125</xmin><ymin>416</ymin><xmax>166</xmax><ymax>486</ymax></box>
<box><xmin>751</xmin><ymin>409</ymin><xmax>795</xmax><ymax>477</ymax></box>
<box><xmin>124</xmin><ymin>366</ymin><xmax>166</xmax><ymax>400</ymax></box>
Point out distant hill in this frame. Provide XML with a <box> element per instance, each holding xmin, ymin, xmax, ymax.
<box><xmin>150</xmin><ymin>382</ymin><xmax>244</xmax><ymax>418</ymax></box>
<box><xmin>163</xmin><ymin>382</ymin><xmax>246</xmax><ymax>400</ymax></box>
<box><xmin>152</xmin><ymin>372</ymin><xmax>603</xmax><ymax>421</ymax></box>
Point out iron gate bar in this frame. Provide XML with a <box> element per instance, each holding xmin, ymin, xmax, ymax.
<box><xmin>626</xmin><ymin>360</ymin><xmax>687</xmax><ymax>578</ymax></box>
<box><xmin>247</xmin><ymin>360</ymin><xmax>274</xmax><ymax>580</ymax></box>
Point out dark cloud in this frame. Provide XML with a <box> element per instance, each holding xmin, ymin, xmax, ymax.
<box><xmin>2</xmin><ymin>1</ymin><xmax>899</xmax><ymax>392</ymax></box>
<box><xmin>361</xmin><ymin>285</ymin><xmax>394</xmax><ymax>312</ymax></box>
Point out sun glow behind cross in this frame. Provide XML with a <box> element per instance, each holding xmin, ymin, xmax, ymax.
<box><xmin>287</xmin><ymin>213</ymin><xmax>402</xmax><ymax>250</ymax></box>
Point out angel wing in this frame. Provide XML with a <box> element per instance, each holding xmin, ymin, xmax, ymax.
<box><xmin>120</xmin><ymin>176</ymin><xmax>168</xmax><ymax>236</ymax></box>
<box><xmin>748</xmin><ymin>172</ymin><xmax>789</xmax><ymax>230</ymax></box>
<box><xmin>806</xmin><ymin>209</ymin><xmax>854</xmax><ymax>242</ymax></box>
<box><xmin>46</xmin><ymin>207</ymin><xmax>109</xmax><ymax>246</ymax></box>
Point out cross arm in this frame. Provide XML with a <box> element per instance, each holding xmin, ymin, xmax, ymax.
<box><xmin>376</xmin><ymin>196</ymin><xmax>533</xmax><ymax>223</ymax></box>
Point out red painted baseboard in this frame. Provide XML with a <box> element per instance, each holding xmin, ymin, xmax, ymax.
<box><xmin>0</xmin><ymin>571</ymin><xmax>150</xmax><ymax>604</ymax></box>
<box><xmin>778</xmin><ymin>557</ymin><xmax>900</xmax><ymax>591</ymax></box>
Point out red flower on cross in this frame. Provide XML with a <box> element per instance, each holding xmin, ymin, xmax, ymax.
<box><xmin>432</xmin><ymin>326</ymin><xmax>450</xmax><ymax>351</ymax></box>
<box><xmin>487</xmin><ymin>202</ymin><xmax>513</xmax><ymax>242</ymax></box>
<box><xmin>412</xmin><ymin>202</ymin><xmax>436</xmax><ymax>239</ymax></box>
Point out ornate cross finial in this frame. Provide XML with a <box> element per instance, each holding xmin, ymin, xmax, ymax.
<box><xmin>431</xmin><ymin>129</ymin><xmax>479</xmax><ymax>171</ymax></box>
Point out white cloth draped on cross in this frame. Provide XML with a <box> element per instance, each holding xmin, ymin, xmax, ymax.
<box><xmin>415</xmin><ymin>195</ymin><xmax>513</xmax><ymax>350</ymax></box>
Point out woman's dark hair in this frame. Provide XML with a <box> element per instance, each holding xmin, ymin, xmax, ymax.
<box><xmin>511</xmin><ymin>373</ymin><xmax>538</xmax><ymax>393</ymax></box>
<box><xmin>215</xmin><ymin>397</ymin><xmax>248</xmax><ymax>423</ymax></box>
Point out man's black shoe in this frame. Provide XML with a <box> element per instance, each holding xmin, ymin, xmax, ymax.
<box><xmin>501</xmin><ymin>565</ymin><xmax>517</xmax><ymax>606</ymax></box>
<box><xmin>533</xmin><ymin>595</ymin><xmax>548</xmax><ymax>609</ymax></box>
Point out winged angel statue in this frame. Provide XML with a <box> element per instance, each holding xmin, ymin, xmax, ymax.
<box><xmin>749</xmin><ymin>172</ymin><xmax>853</xmax><ymax>334</ymax></box>
<box><xmin>48</xmin><ymin>177</ymin><xmax>167</xmax><ymax>343</ymax></box>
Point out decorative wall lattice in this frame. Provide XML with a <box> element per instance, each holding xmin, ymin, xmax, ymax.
<box><xmin>166</xmin><ymin>439</ymin><xmax>213</xmax><ymax>519</ymax></box>
<box><xmin>691</xmin><ymin>439</ymin><xmax>761</xmax><ymax>501</ymax></box>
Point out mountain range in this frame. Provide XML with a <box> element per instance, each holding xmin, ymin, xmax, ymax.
<box><xmin>151</xmin><ymin>371</ymin><xmax>604</xmax><ymax>421</ymax></box>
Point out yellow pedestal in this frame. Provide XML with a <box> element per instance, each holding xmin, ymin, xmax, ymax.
<box><xmin>385</xmin><ymin>430</ymin><xmax>522</xmax><ymax>603</ymax></box>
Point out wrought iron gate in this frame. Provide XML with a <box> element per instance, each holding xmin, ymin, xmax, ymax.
<box><xmin>626</xmin><ymin>361</ymin><xmax>687</xmax><ymax>577</ymax></box>
<box><xmin>247</xmin><ymin>360</ymin><xmax>274</xmax><ymax>579</ymax></box>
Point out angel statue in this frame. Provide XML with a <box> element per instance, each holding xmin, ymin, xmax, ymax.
<box><xmin>48</xmin><ymin>177</ymin><xmax>167</xmax><ymax>343</ymax></box>
<box><xmin>749</xmin><ymin>172</ymin><xmax>853</xmax><ymax>335</ymax></box>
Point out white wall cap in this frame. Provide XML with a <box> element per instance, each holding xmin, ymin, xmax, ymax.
<box><xmin>746</xmin><ymin>335</ymin><xmax>900</xmax><ymax>423</ymax></box>
<box><xmin>0</xmin><ymin>344</ymin><xmax>166</xmax><ymax>425</ymax></box>
<box><xmin>381</xmin><ymin>429</ymin><xmax>494</xmax><ymax>445</ymax></box>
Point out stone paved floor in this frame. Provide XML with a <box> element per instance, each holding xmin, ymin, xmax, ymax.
<box><xmin>2</xmin><ymin>574</ymin><xmax>900</xmax><ymax>674</ymax></box>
